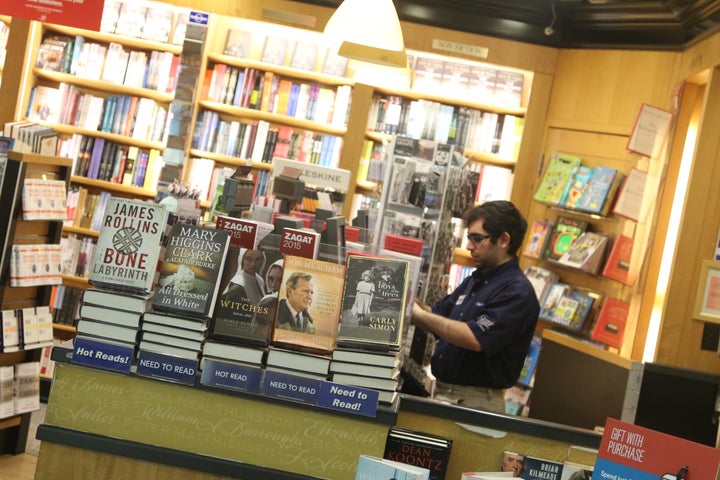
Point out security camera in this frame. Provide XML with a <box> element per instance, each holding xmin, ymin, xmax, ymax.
<box><xmin>544</xmin><ymin>26</ymin><xmax>555</xmax><ymax>36</ymax></box>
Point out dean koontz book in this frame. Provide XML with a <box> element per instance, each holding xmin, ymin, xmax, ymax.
<box><xmin>337</xmin><ymin>254</ymin><xmax>410</xmax><ymax>351</ymax></box>
<box><xmin>88</xmin><ymin>197</ymin><xmax>167</xmax><ymax>294</ymax></box>
<box><xmin>152</xmin><ymin>223</ymin><xmax>230</xmax><ymax>319</ymax></box>
<box><xmin>271</xmin><ymin>255</ymin><xmax>345</xmax><ymax>354</ymax></box>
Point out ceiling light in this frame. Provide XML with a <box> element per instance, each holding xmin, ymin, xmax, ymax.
<box><xmin>323</xmin><ymin>0</ymin><xmax>408</xmax><ymax>68</ymax></box>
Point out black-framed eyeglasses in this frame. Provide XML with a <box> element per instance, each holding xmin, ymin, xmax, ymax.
<box><xmin>466</xmin><ymin>232</ymin><xmax>491</xmax><ymax>244</ymax></box>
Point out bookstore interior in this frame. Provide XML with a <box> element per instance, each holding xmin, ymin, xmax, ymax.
<box><xmin>1</xmin><ymin>0</ymin><xmax>720</xmax><ymax>479</ymax></box>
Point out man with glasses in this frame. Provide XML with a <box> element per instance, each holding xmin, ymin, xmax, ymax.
<box><xmin>411</xmin><ymin>200</ymin><xmax>540</xmax><ymax>413</ymax></box>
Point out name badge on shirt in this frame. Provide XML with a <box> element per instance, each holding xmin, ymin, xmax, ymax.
<box><xmin>456</xmin><ymin>294</ymin><xmax>466</xmax><ymax>305</ymax></box>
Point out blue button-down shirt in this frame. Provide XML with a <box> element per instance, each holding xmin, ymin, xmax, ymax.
<box><xmin>430</xmin><ymin>257</ymin><xmax>540</xmax><ymax>388</ymax></box>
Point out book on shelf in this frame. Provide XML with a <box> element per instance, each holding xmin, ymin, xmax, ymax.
<box><xmin>140</xmin><ymin>331</ymin><xmax>203</xmax><ymax>352</ymax></box>
<box><xmin>142</xmin><ymin>321</ymin><xmax>207</xmax><ymax>342</ymax></box>
<box><xmin>517</xmin><ymin>335</ymin><xmax>541</xmax><ymax>387</ymax></box>
<box><xmin>152</xmin><ymin>223</ymin><xmax>230</xmax><ymax>319</ymax></box>
<box><xmin>278</xmin><ymin>227</ymin><xmax>321</xmax><ymax>259</ymax></box>
<box><xmin>332</xmin><ymin>347</ymin><xmax>403</xmax><ymax>368</ymax></box>
<box><xmin>329</xmin><ymin>359</ymin><xmax>400</xmax><ymax>379</ymax></box>
<box><xmin>202</xmin><ymin>340</ymin><xmax>266</xmax><ymax>366</ymax></box>
<box><xmin>538</xmin><ymin>282</ymin><xmax>571</xmax><ymax>322</ymax></box>
<box><xmin>602</xmin><ymin>234</ymin><xmax>636</xmax><ymax>285</ymax></box>
<box><xmin>522</xmin><ymin>220</ymin><xmax>553</xmax><ymax>259</ymax></box>
<box><xmin>355</xmin><ymin>454</ymin><xmax>430</xmax><ymax>480</ymax></box>
<box><xmin>35</xmin><ymin>34</ymin><xmax>73</xmax><ymax>72</ymax></box>
<box><xmin>27</xmin><ymin>85</ymin><xmax>61</xmax><ymax>124</ymax></box>
<box><xmin>140</xmin><ymin>4</ymin><xmax>175</xmax><ymax>43</ymax></box>
<box><xmin>559</xmin><ymin>461</ymin><xmax>593</xmax><ymax>480</ymax></box>
<box><xmin>142</xmin><ymin>311</ymin><xmax>208</xmax><ymax>332</ymax></box>
<box><xmin>557</xmin><ymin>231</ymin><xmax>609</xmax><ymax>275</ymax></box>
<box><xmin>290</xmin><ymin>41</ymin><xmax>318</xmax><ymax>71</ymax></box>
<box><xmin>467</xmin><ymin>66</ymin><xmax>499</xmax><ymax>105</ymax></box>
<box><xmin>521</xmin><ymin>456</ymin><xmax>564</xmax><ymax>480</ymax></box>
<box><xmin>612</xmin><ymin>167</ymin><xmax>650</xmax><ymax>222</ymax></box>
<box><xmin>272</xmin><ymin>255</ymin><xmax>346</xmax><ymax>354</ymax></box>
<box><xmin>0</xmin><ymin>365</ymin><xmax>14</xmax><ymax>418</ymax></box>
<box><xmin>79</xmin><ymin>304</ymin><xmax>143</xmax><ymax>329</ymax></box>
<box><xmin>113</xmin><ymin>1</ymin><xmax>148</xmax><ymax>38</ymax></box>
<box><xmin>266</xmin><ymin>346</ymin><xmax>331</xmax><ymax>377</ymax></box>
<box><xmin>88</xmin><ymin>197</ymin><xmax>167</xmax><ymax>294</ymax></box>
<box><xmin>590</xmin><ymin>297</ymin><xmax>630</xmax><ymax>349</ymax></box>
<box><xmin>260</xmin><ymin>35</ymin><xmax>288</xmax><ymax>65</ymax></box>
<box><xmin>563</xmin><ymin>165</ymin><xmax>594</xmax><ymax>209</ymax></box>
<box><xmin>568</xmin><ymin>290</ymin><xmax>599</xmax><ymax>333</ymax></box>
<box><xmin>75</xmin><ymin>318</ymin><xmax>140</xmax><ymax>345</ymax></box>
<box><xmin>533</xmin><ymin>153</ymin><xmax>582</xmax><ymax>205</ymax></box>
<box><xmin>21</xmin><ymin>179</ymin><xmax>66</xmax><ymax>221</ymax></box>
<box><xmin>383</xmin><ymin>426</ymin><xmax>452</xmax><ymax>480</ymax></box>
<box><xmin>336</xmin><ymin>254</ymin><xmax>410</xmax><ymax>351</ymax></box>
<box><xmin>543</xmin><ymin>216</ymin><xmax>589</xmax><ymax>263</ymax></box>
<box><xmin>322</xmin><ymin>50</ymin><xmax>348</xmax><ymax>77</ymax></box>
<box><xmin>1</xmin><ymin>311</ymin><xmax>20</xmax><ymax>353</ymax></box>
<box><xmin>412</xmin><ymin>56</ymin><xmax>445</xmax><ymax>93</ymax></box>
<box><xmin>82</xmin><ymin>288</ymin><xmax>152</xmax><ymax>313</ymax></box>
<box><xmin>331</xmin><ymin>371</ymin><xmax>400</xmax><ymax>392</ymax></box>
<box><xmin>574</xmin><ymin>166</ymin><xmax>618</xmax><ymax>214</ymax></box>
<box><xmin>223</xmin><ymin>29</ymin><xmax>251</xmax><ymax>58</ymax></box>
<box><xmin>13</xmin><ymin>362</ymin><xmax>40</xmax><ymax>415</ymax></box>
<box><xmin>138</xmin><ymin>339</ymin><xmax>199</xmax><ymax>361</ymax></box>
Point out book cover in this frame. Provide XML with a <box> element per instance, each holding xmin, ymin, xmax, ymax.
<box><xmin>271</xmin><ymin>255</ymin><xmax>346</xmax><ymax>354</ymax></box>
<box><xmin>557</xmin><ymin>232</ymin><xmax>609</xmax><ymax>274</ymax></box>
<box><xmin>322</xmin><ymin>50</ymin><xmax>348</xmax><ymax>77</ymax></box>
<box><xmin>520</xmin><ymin>456</ymin><xmax>563</xmax><ymax>480</ymax></box>
<box><xmin>569</xmin><ymin>290</ymin><xmax>597</xmax><ymax>333</ymax></box>
<box><xmin>356</xmin><ymin>454</ymin><xmax>431</xmax><ymax>480</ymax></box>
<box><xmin>522</xmin><ymin>220</ymin><xmax>553</xmax><ymax>259</ymax></box>
<box><xmin>575</xmin><ymin>166</ymin><xmax>618</xmax><ymax>214</ymax></box>
<box><xmin>591</xmin><ymin>297</ymin><xmax>630</xmax><ymax>348</ymax></box>
<box><xmin>140</xmin><ymin>5</ymin><xmax>174</xmax><ymax>43</ymax></box>
<box><xmin>612</xmin><ymin>167</ymin><xmax>649</xmax><ymax>222</ymax></box>
<box><xmin>88</xmin><ymin>197</ymin><xmax>167</xmax><ymax>294</ymax></box>
<box><xmin>152</xmin><ymin>223</ymin><xmax>230</xmax><ymax>318</ymax></box>
<box><xmin>602</xmin><ymin>234</ymin><xmax>636</xmax><ymax>285</ymax></box>
<box><xmin>500</xmin><ymin>451</ymin><xmax>525</xmax><ymax>477</ymax></box>
<box><xmin>290</xmin><ymin>42</ymin><xmax>318</xmax><ymax>71</ymax></box>
<box><xmin>533</xmin><ymin>153</ymin><xmax>582</xmax><ymax>205</ymax></box>
<box><xmin>383</xmin><ymin>426</ymin><xmax>452</xmax><ymax>480</ymax></box>
<box><xmin>260</xmin><ymin>36</ymin><xmax>288</xmax><ymax>65</ymax></box>
<box><xmin>223</xmin><ymin>29</ymin><xmax>251</xmax><ymax>58</ymax></box>
<box><xmin>13</xmin><ymin>362</ymin><xmax>40</xmax><ymax>415</ymax></box>
<box><xmin>0</xmin><ymin>365</ymin><xmax>13</xmax><ymax>418</ymax></box>
<box><xmin>266</xmin><ymin>346</ymin><xmax>330</xmax><ymax>376</ymax></box>
<box><xmin>337</xmin><ymin>255</ymin><xmax>410</xmax><ymax>351</ymax></box>
<box><xmin>543</xmin><ymin>216</ymin><xmax>589</xmax><ymax>262</ymax></box>
<box><xmin>278</xmin><ymin>227</ymin><xmax>320</xmax><ymax>259</ymax></box>
<box><xmin>563</xmin><ymin>165</ymin><xmax>593</xmax><ymax>209</ymax></box>
<box><xmin>412</xmin><ymin>57</ymin><xmax>445</xmax><ymax>93</ymax></box>
<box><xmin>559</xmin><ymin>461</ymin><xmax>593</xmax><ymax>480</ymax></box>
<box><xmin>523</xmin><ymin>265</ymin><xmax>559</xmax><ymax>304</ymax></box>
<box><xmin>538</xmin><ymin>282</ymin><xmax>571</xmax><ymax>321</ymax></box>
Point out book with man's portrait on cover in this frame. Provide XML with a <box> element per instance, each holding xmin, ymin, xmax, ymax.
<box><xmin>271</xmin><ymin>255</ymin><xmax>345</xmax><ymax>354</ymax></box>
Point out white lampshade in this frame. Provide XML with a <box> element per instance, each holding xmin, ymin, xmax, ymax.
<box><xmin>324</xmin><ymin>0</ymin><xmax>408</xmax><ymax>68</ymax></box>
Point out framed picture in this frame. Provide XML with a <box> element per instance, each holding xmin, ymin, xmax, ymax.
<box><xmin>693</xmin><ymin>260</ymin><xmax>720</xmax><ymax>323</ymax></box>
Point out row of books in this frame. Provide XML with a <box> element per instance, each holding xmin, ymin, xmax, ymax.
<box><xmin>36</xmin><ymin>34</ymin><xmax>179</xmax><ymax>93</ymax></box>
<box><xmin>59</xmin><ymin>234</ymin><xmax>95</xmax><ymax>279</ymax></box>
<box><xmin>49</xmin><ymin>285</ymin><xmax>84</xmax><ymax>327</ymax></box>
<box><xmin>21</xmin><ymin>178</ymin><xmax>67</xmax><ymax>221</ymax></box>
<box><xmin>526</xmin><ymin>264</ymin><xmax>630</xmax><ymax>349</ymax></box>
<box><xmin>202</xmin><ymin>64</ymin><xmax>351</xmax><ymax>128</ymax></box>
<box><xmin>523</xmin><ymin>216</ymin><xmax>636</xmax><ymax>285</ymax></box>
<box><xmin>223</xmin><ymin>29</ymin><xmax>348</xmax><ymax>77</ymax></box>
<box><xmin>367</xmin><ymin>96</ymin><xmax>523</xmax><ymax>158</ymax></box>
<box><xmin>1</xmin><ymin>307</ymin><xmax>54</xmax><ymax>352</ymax></box>
<box><xmin>192</xmin><ymin>114</ymin><xmax>343</xmax><ymax>168</ymax></box>
<box><xmin>64</xmin><ymin>188</ymin><xmax>111</xmax><ymax>231</ymax></box>
<box><xmin>1</xmin><ymin>121</ymin><xmax>58</xmax><ymax>155</ymax></box>
<box><xmin>412</xmin><ymin>56</ymin><xmax>525</xmax><ymax>108</ymax></box>
<box><xmin>0</xmin><ymin>362</ymin><xmax>40</xmax><ymax>419</ymax></box>
<box><xmin>100</xmin><ymin>0</ymin><xmax>187</xmax><ymax>45</ymax></box>
<box><xmin>534</xmin><ymin>153</ymin><xmax>651</xmax><ymax>221</ymax></box>
<box><xmin>28</xmin><ymin>84</ymin><xmax>168</xmax><ymax>144</ymax></box>
<box><xmin>10</xmin><ymin>244</ymin><xmax>63</xmax><ymax>288</ymax></box>
<box><xmin>61</xmin><ymin>135</ymin><xmax>161</xmax><ymax>190</ymax></box>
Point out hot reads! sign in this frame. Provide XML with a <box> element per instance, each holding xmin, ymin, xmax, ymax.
<box><xmin>593</xmin><ymin>418</ymin><xmax>720</xmax><ymax>480</ymax></box>
<box><xmin>2</xmin><ymin>0</ymin><xmax>104</xmax><ymax>31</ymax></box>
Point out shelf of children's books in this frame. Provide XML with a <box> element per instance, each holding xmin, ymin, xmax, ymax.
<box><xmin>33</xmin><ymin>69</ymin><xmax>176</xmax><ymax>103</ymax></box>
<box><xmin>198</xmin><ymin>100</ymin><xmax>348</xmax><ymax>137</ymax></box>
<box><xmin>43</xmin><ymin>23</ymin><xmax>183</xmax><ymax>55</ymax></box>
<box><xmin>188</xmin><ymin>149</ymin><xmax>274</xmax><ymax>172</ymax></box>
<box><xmin>206</xmin><ymin>53</ymin><xmax>355</xmax><ymax>88</ymax></box>
<box><xmin>42</xmin><ymin>123</ymin><xmax>166</xmax><ymax>151</ymax></box>
<box><xmin>371</xmin><ymin>85</ymin><xmax>527</xmax><ymax>117</ymax></box>
<box><xmin>464</xmin><ymin>149</ymin><xmax>516</xmax><ymax>168</ymax></box>
<box><xmin>61</xmin><ymin>274</ymin><xmax>90</xmax><ymax>290</ymax></box>
<box><xmin>70</xmin><ymin>175</ymin><xmax>156</xmax><ymax>198</ymax></box>
<box><xmin>61</xmin><ymin>225</ymin><xmax>99</xmax><ymax>238</ymax></box>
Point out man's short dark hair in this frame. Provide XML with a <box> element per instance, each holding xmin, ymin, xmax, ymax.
<box><xmin>463</xmin><ymin>200</ymin><xmax>528</xmax><ymax>256</ymax></box>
